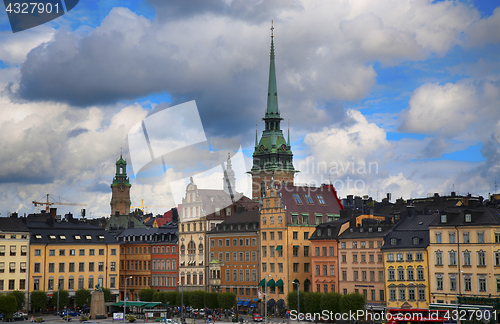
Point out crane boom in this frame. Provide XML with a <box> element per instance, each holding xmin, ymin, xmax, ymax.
<box><xmin>32</xmin><ymin>194</ymin><xmax>87</xmax><ymax>212</ymax></box>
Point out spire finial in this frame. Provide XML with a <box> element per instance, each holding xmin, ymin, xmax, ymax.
<box><xmin>120</xmin><ymin>147</ymin><xmax>123</xmax><ymax>159</ymax></box>
<box><xmin>271</xmin><ymin>20</ymin><xmax>274</xmax><ymax>38</ymax></box>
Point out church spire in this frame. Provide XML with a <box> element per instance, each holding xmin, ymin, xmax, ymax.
<box><xmin>266</xmin><ymin>20</ymin><xmax>280</xmax><ymax>118</ymax></box>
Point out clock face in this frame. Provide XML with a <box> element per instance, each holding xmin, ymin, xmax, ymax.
<box><xmin>260</xmin><ymin>145</ymin><xmax>265</xmax><ymax>152</ymax></box>
<box><xmin>119</xmin><ymin>185</ymin><xmax>124</xmax><ymax>192</ymax></box>
<box><xmin>280</xmin><ymin>144</ymin><xmax>287</xmax><ymax>152</ymax></box>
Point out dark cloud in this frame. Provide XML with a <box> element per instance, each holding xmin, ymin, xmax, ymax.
<box><xmin>147</xmin><ymin>0</ymin><xmax>303</xmax><ymax>23</ymax></box>
<box><xmin>422</xmin><ymin>137</ymin><xmax>448</xmax><ymax>159</ymax></box>
<box><xmin>67</xmin><ymin>127</ymin><xmax>89</xmax><ymax>138</ymax></box>
<box><xmin>86</xmin><ymin>179</ymin><xmax>111</xmax><ymax>193</ymax></box>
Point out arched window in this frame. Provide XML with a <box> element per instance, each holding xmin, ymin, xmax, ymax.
<box><xmin>166</xmin><ymin>246</ymin><xmax>170</xmax><ymax>254</ymax></box>
<box><xmin>198</xmin><ymin>243</ymin><xmax>204</xmax><ymax>255</ymax></box>
<box><xmin>161</xmin><ymin>246</ymin><xmax>164</xmax><ymax>253</ymax></box>
<box><xmin>161</xmin><ymin>259</ymin><xmax>165</xmax><ymax>270</ymax></box>
<box><xmin>180</xmin><ymin>245</ymin><xmax>185</xmax><ymax>255</ymax></box>
<box><xmin>188</xmin><ymin>241</ymin><xmax>196</xmax><ymax>256</ymax></box>
<box><xmin>152</xmin><ymin>259</ymin><xmax>156</xmax><ymax>270</ymax></box>
<box><xmin>166</xmin><ymin>259</ymin><xmax>171</xmax><ymax>270</ymax></box>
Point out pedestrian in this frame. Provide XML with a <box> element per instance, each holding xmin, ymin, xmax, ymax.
<box><xmin>31</xmin><ymin>316</ymin><xmax>34</xmax><ymax>322</ymax></box>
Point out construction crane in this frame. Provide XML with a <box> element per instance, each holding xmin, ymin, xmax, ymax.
<box><xmin>131</xmin><ymin>199</ymin><xmax>169</xmax><ymax>214</ymax></box>
<box><xmin>32</xmin><ymin>194</ymin><xmax>87</xmax><ymax>212</ymax></box>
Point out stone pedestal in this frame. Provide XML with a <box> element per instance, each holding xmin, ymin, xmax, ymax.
<box><xmin>90</xmin><ymin>291</ymin><xmax>106</xmax><ymax>319</ymax></box>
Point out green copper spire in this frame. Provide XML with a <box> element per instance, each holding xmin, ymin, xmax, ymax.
<box><xmin>266</xmin><ymin>21</ymin><xmax>280</xmax><ymax>118</ymax></box>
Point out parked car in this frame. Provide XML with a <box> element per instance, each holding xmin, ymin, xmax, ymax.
<box><xmin>252</xmin><ymin>313</ymin><xmax>263</xmax><ymax>322</ymax></box>
<box><xmin>14</xmin><ymin>312</ymin><xmax>28</xmax><ymax>321</ymax></box>
<box><xmin>60</xmin><ymin>309</ymin><xmax>80</xmax><ymax>317</ymax></box>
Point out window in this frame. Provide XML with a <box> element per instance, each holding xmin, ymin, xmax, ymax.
<box><xmin>47</xmin><ymin>249</ymin><xmax>55</xmax><ymax>256</ymax></box>
<box><xmin>417</xmin><ymin>268</ymin><xmax>424</xmax><ymax>280</ymax></box>
<box><xmin>304</xmin><ymin>246</ymin><xmax>309</xmax><ymax>257</ymax></box>
<box><xmin>270</xmin><ymin>263</ymin><xmax>275</xmax><ymax>273</ymax></box>
<box><xmin>9</xmin><ymin>262</ymin><xmax>15</xmax><ymax>273</ymax></box>
<box><xmin>111</xmin><ymin>248</ymin><xmax>116</xmax><ymax>255</ymax></box>
<box><xmin>391</xmin><ymin>238</ymin><xmax>397</xmax><ymax>245</ymax></box>
<box><xmin>59</xmin><ymin>262</ymin><xmax>65</xmax><ymax>272</ymax></box>
<box><xmin>304</xmin><ymin>263</ymin><xmax>310</xmax><ymax>272</ymax></box>
<box><xmin>98</xmin><ymin>262</ymin><xmax>104</xmax><ymax>271</ymax></box>
<box><xmin>352</xmin><ymin>242</ymin><xmax>357</xmax><ymax>249</ymax></box>
<box><xmin>341</xmin><ymin>255</ymin><xmax>346</xmax><ymax>263</ymax></box>
<box><xmin>496</xmin><ymin>232</ymin><xmax>500</xmax><ymax>243</ymax></box>
<box><xmin>317</xmin><ymin>195</ymin><xmax>325</xmax><ymax>204</ymax></box>
<box><xmin>463</xmin><ymin>232</ymin><xmax>470</xmax><ymax>243</ymax></box>
<box><xmin>323</xmin><ymin>265</ymin><xmax>328</xmax><ymax>276</ymax></box>
<box><xmin>293</xmin><ymin>232</ymin><xmax>298</xmax><ymax>240</ymax></box>
<box><xmin>362</xmin><ymin>271</ymin><xmax>366</xmax><ymax>281</ymax></box>
<box><xmin>69</xmin><ymin>263</ymin><xmax>75</xmax><ymax>272</ymax></box>
<box><xmin>278</xmin><ymin>263</ymin><xmax>283</xmax><ymax>273</ymax></box>
<box><xmin>479</xmin><ymin>277</ymin><xmax>486</xmax><ymax>292</ymax></box>
<box><xmin>79</xmin><ymin>262</ymin><xmax>85</xmax><ymax>272</ymax></box>
<box><xmin>330</xmin><ymin>247</ymin><xmax>334</xmax><ymax>256</ymax></box>
<box><xmin>413</xmin><ymin>238</ymin><xmax>419</xmax><ymax>245</ymax></box>
<box><xmin>270</xmin><ymin>232</ymin><xmax>275</xmax><ymax>240</ymax></box>
<box><xmin>304</xmin><ymin>195</ymin><xmax>314</xmax><ymax>204</ymax></box>
<box><xmin>370</xmin><ymin>271</ymin><xmax>375</xmax><ymax>281</ymax></box>
<box><xmin>322</xmin><ymin>247</ymin><xmax>327</xmax><ymax>256</ymax></box>
<box><xmin>88</xmin><ymin>277</ymin><xmax>94</xmax><ymax>289</ymax></box>
<box><xmin>464</xmin><ymin>276</ymin><xmax>472</xmax><ymax>291</ymax></box>
<box><xmin>89</xmin><ymin>262</ymin><xmax>94</xmax><ymax>272</ymax></box>
<box><xmin>269</xmin><ymin>247</ymin><xmax>274</xmax><ymax>258</ymax></box>
<box><xmin>341</xmin><ymin>242</ymin><xmax>346</xmax><ymax>249</ymax></box>
<box><xmin>59</xmin><ymin>249</ymin><xmax>65</xmax><ymax>256</ymax></box>
<box><xmin>387</xmin><ymin>253</ymin><xmax>394</xmax><ymax>262</ymax></box>
<box><xmin>449</xmin><ymin>232</ymin><xmax>456</xmax><ymax>244</ymax></box>
<box><xmin>477</xmin><ymin>251</ymin><xmax>486</xmax><ymax>266</ymax></box>
<box><xmin>441</xmin><ymin>215</ymin><xmax>447</xmax><ymax>223</ymax></box>
<box><xmin>302</xmin><ymin>214</ymin><xmax>309</xmax><ymax>225</ymax></box>
<box><xmin>262</xmin><ymin>246</ymin><xmax>267</xmax><ymax>258</ymax></box>
<box><xmin>416</xmin><ymin>252</ymin><xmax>423</xmax><ymax>261</ymax></box>
<box><xmin>435</xmin><ymin>251</ymin><xmax>443</xmax><ymax>265</ymax></box>
<box><xmin>316</xmin><ymin>215</ymin><xmax>323</xmax><ymax>225</ymax></box>
<box><xmin>463</xmin><ymin>251</ymin><xmax>471</xmax><ymax>266</ymax></box>
<box><xmin>89</xmin><ymin>249</ymin><xmax>95</xmax><ymax>256</ymax></box>
<box><xmin>293</xmin><ymin>194</ymin><xmax>302</xmax><ymax>204</ymax></box>
<box><xmin>354</xmin><ymin>271</ymin><xmax>358</xmax><ymax>281</ymax></box>
<box><xmin>99</xmin><ymin>249</ymin><xmax>104</xmax><ymax>255</ymax></box>
<box><xmin>110</xmin><ymin>262</ymin><xmax>116</xmax><ymax>271</ymax></box>
<box><xmin>449</xmin><ymin>274</ymin><xmax>457</xmax><ymax>291</ymax></box>
<box><xmin>436</xmin><ymin>275</ymin><xmax>443</xmax><ymax>290</ymax></box>
<box><xmin>449</xmin><ymin>251</ymin><xmax>457</xmax><ymax>265</ymax></box>
<box><xmin>435</xmin><ymin>233</ymin><xmax>442</xmax><ymax>243</ymax></box>
<box><xmin>495</xmin><ymin>251</ymin><xmax>500</xmax><ymax>266</ymax></box>
<box><xmin>270</xmin><ymin>216</ymin><xmax>274</xmax><ymax>224</ymax></box>
<box><xmin>406</xmin><ymin>253</ymin><xmax>413</xmax><ymax>261</ymax></box>
<box><xmin>278</xmin><ymin>232</ymin><xmax>282</xmax><ymax>240</ymax></box>
<box><xmin>342</xmin><ymin>271</ymin><xmax>347</xmax><ymax>281</ymax></box>
<box><xmin>262</xmin><ymin>263</ymin><xmax>267</xmax><ymax>272</ymax></box>
<box><xmin>397</xmin><ymin>253</ymin><xmax>404</xmax><ymax>261</ymax></box>
<box><xmin>407</xmin><ymin>268</ymin><xmax>414</xmax><ymax>281</ymax></box>
<box><xmin>398</xmin><ymin>268</ymin><xmax>404</xmax><ymax>281</ymax></box>
<box><xmin>353</xmin><ymin>254</ymin><xmax>358</xmax><ymax>263</ymax></box>
<box><xmin>293</xmin><ymin>246</ymin><xmax>299</xmax><ymax>257</ymax></box>
<box><xmin>262</xmin><ymin>232</ymin><xmax>266</xmax><ymax>241</ymax></box>
<box><xmin>478</xmin><ymin>232</ymin><xmax>484</xmax><ymax>243</ymax></box>
<box><xmin>360</xmin><ymin>241</ymin><xmax>366</xmax><ymax>249</ymax></box>
<box><xmin>399</xmin><ymin>288</ymin><xmax>406</xmax><ymax>301</ymax></box>
<box><xmin>292</xmin><ymin>263</ymin><xmax>299</xmax><ymax>273</ymax></box>
<box><xmin>388</xmin><ymin>269</ymin><xmax>395</xmax><ymax>281</ymax></box>
<box><xmin>408</xmin><ymin>288</ymin><xmax>415</xmax><ymax>301</ymax></box>
<box><xmin>48</xmin><ymin>263</ymin><xmax>55</xmax><ymax>273</ymax></box>
<box><xmin>379</xmin><ymin>271</ymin><xmax>384</xmax><ymax>282</ymax></box>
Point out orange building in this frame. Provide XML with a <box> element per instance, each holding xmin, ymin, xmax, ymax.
<box><xmin>309</xmin><ymin>220</ymin><xmax>350</xmax><ymax>293</ymax></box>
<box><xmin>207</xmin><ymin>209</ymin><xmax>260</xmax><ymax>305</ymax></box>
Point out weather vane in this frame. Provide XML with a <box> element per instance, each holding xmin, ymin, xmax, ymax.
<box><xmin>271</xmin><ymin>20</ymin><xmax>274</xmax><ymax>38</ymax></box>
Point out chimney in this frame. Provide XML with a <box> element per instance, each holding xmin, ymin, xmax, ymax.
<box><xmin>50</xmin><ymin>208</ymin><xmax>57</xmax><ymax>219</ymax></box>
<box><xmin>451</xmin><ymin>191</ymin><xmax>456</xmax><ymax>197</ymax></box>
<box><xmin>387</xmin><ymin>193</ymin><xmax>391</xmax><ymax>202</ymax></box>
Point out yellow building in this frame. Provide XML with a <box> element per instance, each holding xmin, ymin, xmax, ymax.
<box><xmin>260</xmin><ymin>184</ymin><xmax>343</xmax><ymax>308</ymax></box>
<box><xmin>381</xmin><ymin>214</ymin><xmax>436</xmax><ymax>309</ymax></box>
<box><xmin>0</xmin><ymin>217</ymin><xmax>30</xmax><ymax>308</ymax></box>
<box><xmin>428</xmin><ymin>208</ymin><xmax>500</xmax><ymax>305</ymax></box>
<box><xmin>27</xmin><ymin>216</ymin><xmax>120</xmax><ymax>301</ymax></box>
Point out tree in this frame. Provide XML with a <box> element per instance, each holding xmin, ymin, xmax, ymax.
<box><xmin>320</xmin><ymin>293</ymin><xmax>341</xmax><ymax>318</ymax></box>
<box><xmin>165</xmin><ymin>292</ymin><xmax>179</xmax><ymax>307</ymax></box>
<box><xmin>7</xmin><ymin>291</ymin><xmax>26</xmax><ymax>311</ymax></box>
<box><xmin>204</xmin><ymin>292</ymin><xmax>219</xmax><ymax>309</ymax></box>
<box><xmin>51</xmin><ymin>290</ymin><xmax>70</xmax><ymax>308</ymax></box>
<box><xmin>190</xmin><ymin>291</ymin><xmax>205</xmax><ymax>309</ymax></box>
<box><xmin>0</xmin><ymin>295</ymin><xmax>18</xmax><ymax>320</ymax></box>
<box><xmin>102</xmin><ymin>288</ymin><xmax>112</xmax><ymax>302</ymax></box>
<box><xmin>218</xmin><ymin>293</ymin><xmax>236</xmax><ymax>310</ymax></box>
<box><xmin>286</xmin><ymin>290</ymin><xmax>305</xmax><ymax>312</ymax></box>
<box><xmin>304</xmin><ymin>292</ymin><xmax>322</xmax><ymax>316</ymax></box>
<box><xmin>139</xmin><ymin>289</ymin><xmax>156</xmax><ymax>302</ymax></box>
<box><xmin>340</xmin><ymin>293</ymin><xmax>365</xmax><ymax>323</ymax></box>
<box><xmin>30</xmin><ymin>291</ymin><xmax>48</xmax><ymax>313</ymax></box>
<box><xmin>75</xmin><ymin>289</ymin><xmax>92</xmax><ymax>308</ymax></box>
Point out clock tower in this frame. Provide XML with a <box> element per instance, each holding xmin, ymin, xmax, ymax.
<box><xmin>110</xmin><ymin>154</ymin><xmax>131</xmax><ymax>216</ymax></box>
<box><xmin>249</xmin><ymin>23</ymin><xmax>297</xmax><ymax>199</ymax></box>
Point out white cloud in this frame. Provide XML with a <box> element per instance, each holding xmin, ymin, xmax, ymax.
<box><xmin>465</xmin><ymin>6</ymin><xmax>500</xmax><ymax>48</ymax></box>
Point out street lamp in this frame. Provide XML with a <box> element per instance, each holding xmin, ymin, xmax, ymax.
<box><xmin>56</xmin><ymin>284</ymin><xmax>60</xmax><ymax>316</ymax></box>
<box><xmin>178</xmin><ymin>279</ymin><xmax>184</xmax><ymax>324</ymax></box>
<box><xmin>264</xmin><ymin>274</ymin><xmax>271</xmax><ymax>324</ymax></box>
<box><xmin>124</xmin><ymin>276</ymin><xmax>133</xmax><ymax>324</ymax></box>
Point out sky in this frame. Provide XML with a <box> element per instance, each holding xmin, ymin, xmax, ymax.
<box><xmin>0</xmin><ymin>0</ymin><xmax>499</xmax><ymax>218</ymax></box>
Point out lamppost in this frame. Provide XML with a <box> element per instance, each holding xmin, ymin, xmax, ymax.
<box><xmin>295</xmin><ymin>282</ymin><xmax>300</xmax><ymax>319</ymax></box>
<box><xmin>124</xmin><ymin>276</ymin><xmax>133</xmax><ymax>324</ymax></box>
<box><xmin>264</xmin><ymin>274</ymin><xmax>271</xmax><ymax>324</ymax></box>
<box><xmin>178</xmin><ymin>279</ymin><xmax>184</xmax><ymax>324</ymax></box>
<box><xmin>56</xmin><ymin>284</ymin><xmax>59</xmax><ymax>316</ymax></box>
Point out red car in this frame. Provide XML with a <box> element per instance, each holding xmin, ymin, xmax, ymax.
<box><xmin>253</xmin><ymin>313</ymin><xmax>263</xmax><ymax>322</ymax></box>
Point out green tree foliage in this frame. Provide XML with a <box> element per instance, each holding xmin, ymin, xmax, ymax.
<box><xmin>7</xmin><ymin>291</ymin><xmax>26</xmax><ymax>310</ymax></box>
<box><xmin>190</xmin><ymin>291</ymin><xmax>205</xmax><ymax>309</ymax></box>
<box><xmin>217</xmin><ymin>293</ymin><xmax>236</xmax><ymax>310</ymax></box>
<box><xmin>0</xmin><ymin>295</ymin><xmax>19</xmax><ymax>319</ymax></box>
<box><xmin>320</xmin><ymin>293</ymin><xmax>341</xmax><ymax>315</ymax></box>
<box><xmin>340</xmin><ymin>293</ymin><xmax>365</xmax><ymax>322</ymax></box>
<box><xmin>139</xmin><ymin>289</ymin><xmax>156</xmax><ymax>302</ymax></box>
<box><xmin>30</xmin><ymin>291</ymin><xmax>48</xmax><ymax>313</ymax></box>
<box><xmin>304</xmin><ymin>292</ymin><xmax>322</xmax><ymax>315</ymax></box>
<box><xmin>51</xmin><ymin>290</ymin><xmax>70</xmax><ymax>308</ymax></box>
<box><xmin>286</xmin><ymin>290</ymin><xmax>305</xmax><ymax>312</ymax></box>
<box><xmin>165</xmin><ymin>292</ymin><xmax>179</xmax><ymax>307</ymax></box>
<box><xmin>176</xmin><ymin>291</ymin><xmax>190</xmax><ymax>308</ymax></box>
<box><xmin>75</xmin><ymin>289</ymin><xmax>92</xmax><ymax>308</ymax></box>
<box><xmin>102</xmin><ymin>288</ymin><xmax>112</xmax><ymax>302</ymax></box>
<box><xmin>204</xmin><ymin>292</ymin><xmax>219</xmax><ymax>309</ymax></box>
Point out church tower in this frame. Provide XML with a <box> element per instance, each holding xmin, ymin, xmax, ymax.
<box><xmin>250</xmin><ymin>23</ymin><xmax>297</xmax><ymax>199</ymax></box>
<box><xmin>110</xmin><ymin>154</ymin><xmax>132</xmax><ymax>216</ymax></box>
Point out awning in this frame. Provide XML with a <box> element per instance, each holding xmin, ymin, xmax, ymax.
<box><xmin>243</xmin><ymin>301</ymin><xmax>250</xmax><ymax>306</ymax></box>
<box><xmin>258</xmin><ymin>279</ymin><xmax>265</xmax><ymax>286</ymax></box>
<box><xmin>275</xmin><ymin>279</ymin><xmax>284</xmax><ymax>287</ymax></box>
<box><xmin>250</xmin><ymin>304</ymin><xmax>255</xmax><ymax>308</ymax></box>
<box><xmin>143</xmin><ymin>302</ymin><xmax>163</xmax><ymax>308</ymax></box>
<box><xmin>237</xmin><ymin>301</ymin><xmax>243</xmax><ymax>306</ymax></box>
<box><xmin>267</xmin><ymin>279</ymin><xmax>275</xmax><ymax>287</ymax></box>
<box><xmin>112</xmin><ymin>302</ymin><xmax>124</xmax><ymax>306</ymax></box>
<box><xmin>276</xmin><ymin>246</ymin><xmax>282</xmax><ymax>251</ymax></box>
<box><xmin>293</xmin><ymin>245</ymin><xmax>300</xmax><ymax>248</ymax></box>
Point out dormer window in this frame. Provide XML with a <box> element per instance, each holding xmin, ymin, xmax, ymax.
<box><xmin>74</xmin><ymin>235</ymin><xmax>81</xmax><ymax>240</ymax></box>
<box><xmin>317</xmin><ymin>195</ymin><xmax>326</xmax><ymax>205</ymax></box>
<box><xmin>413</xmin><ymin>238</ymin><xmax>419</xmax><ymax>245</ymax></box>
<box><xmin>349</xmin><ymin>228</ymin><xmax>354</xmax><ymax>233</ymax></box>
<box><xmin>465</xmin><ymin>214</ymin><xmax>471</xmax><ymax>223</ymax></box>
<box><xmin>98</xmin><ymin>235</ymin><xmax>105</xmax><ymax>241</ymax></box>
<box><xmin>293</xmin><ymin>194</ymin><xmax>302</xmax><ymax>204</ymax></box>
<box><xmin>35</xmin><ymin>235</ymin><xmax>42</xmax><ymax>240</ymax></box>
<box><xmin>60</xmin><ymin>235</ymin><xmax>66</xmax><ymax>240</ymax></box>
<box><xmin>368</xmin><ymin>228</ymin><xmax>373</xmax><ymax>232</ymax></box>
<box><xmin>304</xmin><ymin>195</ymin><xmax>314</xmax><ymax>204</ymax></box>
<box><xmin>359</xmin><ymin>228</ymin><xmax>364</xmax><ymax>233</ymax></box>
<box><xmin>378</xmin><ymin>227</ymin><xmax>382</xmax><ymax>232</ymax></box>
<box><xmin>391</xmin><ymin>238</ymin><xmax>397</xmax><ymax>245</ymax></box>
<box><xmin>317</xmin><ymin>229</ymin><xmax>322</xmax><ymax>236</ymax></box>
<box><xmin>86</xmin><ymin>235</ymin><xmax>92</xmax><ymax>240</ymax></box>
<box><xmin>441</xmin><ymin>215</ymin><xmax>447</xmax><ymax>223</ymax></box>
<box><xmin>49</xmin><ymin>235</ymin><xmax>56</xmax><ymax>240</ymax></box>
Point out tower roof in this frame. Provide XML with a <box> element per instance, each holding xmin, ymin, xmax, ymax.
<box><xmin>265</xmin><ymin>22</ymin><xmax>281</xmax><ymax>119</ymax></box>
